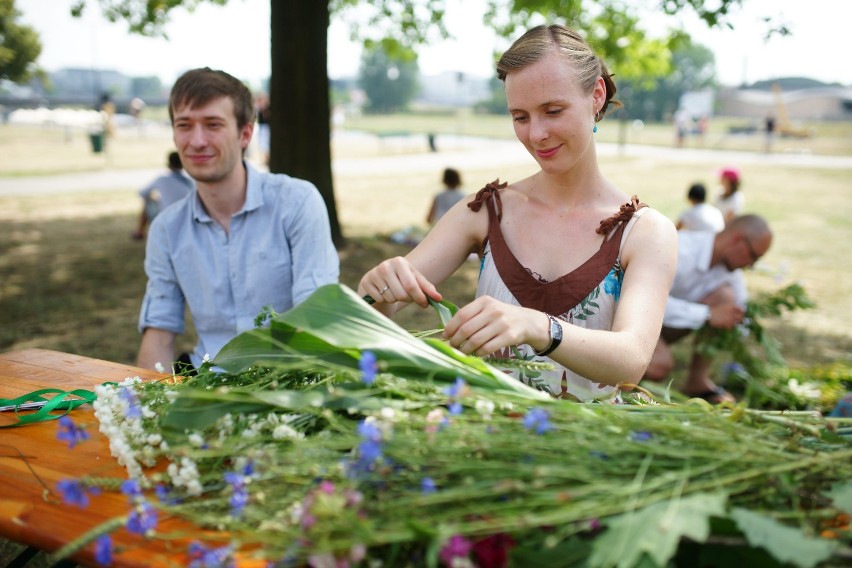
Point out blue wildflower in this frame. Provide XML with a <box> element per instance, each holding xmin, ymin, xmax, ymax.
<box><xmin>126</xmin><ymin>501</ymin><xmax>158</xmax><ymax>534</ymax></box>
<box><xmin>448</xmin><ymin>401</ymin><xmax>463</xmax><ymax>415</ymax></box>
<box><xmin>56</xmin><ymin>415</ymin><xmax>89</xmax><ymax>448</ymax></box>
<box><xmin>119</xmin><ymin>387</ymin><xmax>142</xmax><ymax>419</ymax></box>
<box><xmin>359</xmin><ymin>350</ymin><xmax>378</xmax><ymax>385</ymax></box>
<box><xmin>443</xmin><ymin>377</ymin><xmax>466</xmax><ymax>399</ymax></box>
<box><xmin>630</xmin><ymin>431</ymin><xmax>653</xmax><ymax>442</ymax></box>
<box><xmin>188</xmin><ymin>541</ymin><xmax>235</xmax><ymax>568</ymax></box>
<box><xmin>94</xmin><ymin>535</ymin><xmax>113</xmax><ymax>565</ymax></box>
<box><xmin>120</xmin><ymin>479</ymin><xmax>143</xmax><ymax>501</ymax></box>
<box><xmin>722</xmin><ymin>361</ymin><xmax>747</xmax><ymax>379</ymax></box>
<box><xmin>421</xmin><ymin>477</ymin><xmax>437</xmax><ymax>494</ymax></box>
<box><xmin>350</xmin><ymin>420</ymin><xmax>384</xmax><ymax>474</ymax></box>
<box><xmin>522</xmin><ymin>408</ymin><xmax>553</xmax><ymax>435</ymax></box>
<box><xmin>56</xmin><ymin>479</ymin><xmax>90</xmax><ymax>508</ymax></box>
<box><xmin>154</xmin><ymin>484</ymin><xmax>181</xmax><ymax>505</ymax></box>
<box><xmin>224</xmin><ymin>471</ymin><xmax>250</xmax><ymax>518</ymax></box>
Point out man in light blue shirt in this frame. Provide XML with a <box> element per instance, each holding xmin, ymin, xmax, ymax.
<box><xmin>137</xmin><ymin>68</ymin><xmax>339</xmax><ymax>372</ymax></box>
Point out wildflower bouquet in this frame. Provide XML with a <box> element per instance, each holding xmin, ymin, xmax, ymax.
<box><xmin>51</xmin><ymin>285</ymin><xmax>851</xmax><ymax>567</ymax></box>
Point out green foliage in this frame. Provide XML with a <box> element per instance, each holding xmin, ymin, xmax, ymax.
<box><xmin>358</xmin><ymin>43</ymin><xmax>420</xmax><ymax>113</ymax></box>
<box><xmin>730</xmin><ymin>508</ymin><xmax>837</xmax><ymax>567</ymax></box>
<box><xmin>70</xmin><ymin>0</ymin><xmax>229</xmax><ymax>37</ymax></box>
<box><xmin>589</xmin><ymin>492</ymin><xmax>728</xmax><ymax>568</ymax></box>
<box><xmin>694</xmin><ymin>283</ymin><xmax>818</xmax><ymax>410</ymax></box>
<box><xmin>68</xmin><ymin>290</ymin><xmax>852</xmax><ymax>566</ymax></box>
<box><xmin>621</xmin><ymin>40</ymin><xmax>718</xmax><ymax>121</ymax></box>
<box><xmin>0</xmin><ymin>0</ymin><xmax>42</xmax><ymax>83</ymax></box>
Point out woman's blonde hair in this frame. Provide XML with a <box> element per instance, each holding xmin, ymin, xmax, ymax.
<box><xmin>496</xmin><ymin>24</ymin><xmax>622</xmax><ymax>120</ymax></box>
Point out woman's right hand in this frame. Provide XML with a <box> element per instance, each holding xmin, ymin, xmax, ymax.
<box><xmin>358</xmin><ymin>256</ymin><xmax>442</xmax><ymax>310</ymax></box>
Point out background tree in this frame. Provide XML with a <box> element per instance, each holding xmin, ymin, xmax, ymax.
<box><xmin>621</xmin><ymin>41</ymin><xmax>717</xmax><ymax>122</ymax></box>
<box><xmin>358</xmin><ymin>43</ymin><xmax>419</xmax><ymax>113</ymax></box>
<box><xmin>0</xmin><ymin>0</ymin><xmax>42</xmax><ymax>84</ymax></box>
<box><xmin>69</xmin><ymin>0</ymin><xmax>769</xmax><ymax>248</ymax></box>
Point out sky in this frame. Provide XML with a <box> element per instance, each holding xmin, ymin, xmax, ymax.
<box><xmin>14</xmin><ymin>0</ymin><xmax>852</xmax><ymax>90</ymax></box>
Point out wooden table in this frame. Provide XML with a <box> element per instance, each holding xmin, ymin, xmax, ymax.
<box><xmin>0</xmin><ymin>348</ymin><xmax>185</xmax><ymax>567</ymax></box>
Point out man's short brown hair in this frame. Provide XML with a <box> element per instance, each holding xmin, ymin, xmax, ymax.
<box><xmin>168</xmin><ymin>68</ymin><xmax>256</xmax><ymax>129</ymax></box>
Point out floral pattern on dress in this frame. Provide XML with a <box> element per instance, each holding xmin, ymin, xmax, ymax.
<box><xmin>571</xmin><ymin>261</ymin><xmax>623</xmax><ymax>321</ymax></box>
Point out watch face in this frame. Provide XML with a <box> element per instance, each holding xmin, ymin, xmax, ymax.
<box><xmin>551</xmin><ymin>316</ymin><xmax>563</xmax><ymax>341</ymax></box>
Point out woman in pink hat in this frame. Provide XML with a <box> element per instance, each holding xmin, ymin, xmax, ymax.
<box><xmin>715</xmin><ymin>167</ymin><xmax>743</xmax><ymax>225</ymax></box>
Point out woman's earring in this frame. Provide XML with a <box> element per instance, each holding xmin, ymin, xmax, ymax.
<box><xmin>593</xmin><ymin>123</ymin><xmax>598</xmax><ymax>134</ymax></box>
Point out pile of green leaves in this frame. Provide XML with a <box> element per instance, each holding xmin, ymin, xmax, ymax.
<box><xmin>58</xmin><ymin>285</ymin><xmax>851</xmax><ymax>568</ymax></box>
<box><xmin>694</xmin><ymin>283</ymin><xmax>824</xmax><ymax>410</ymax></box>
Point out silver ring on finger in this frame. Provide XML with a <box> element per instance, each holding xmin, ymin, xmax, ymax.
<box><xmin>379</xmin><ymin>285</ymin><xmax>390</xmax><ymax>294</ymax></box>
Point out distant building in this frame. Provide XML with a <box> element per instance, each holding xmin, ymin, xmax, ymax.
<box><xmin>717</xmin><ymin>85</ymin><xmax>852</xmax><ymax>121</ymax></box>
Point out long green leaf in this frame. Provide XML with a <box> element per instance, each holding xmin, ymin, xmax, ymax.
<box><xmin>428</xmin><ymin>296</ymin><xmax>459</xmax><ymax>328</ymax></box>
<box><xmin>215</xmin><ymin>284</ymin><xmax>547</xmax><ymax>399</ymax></box>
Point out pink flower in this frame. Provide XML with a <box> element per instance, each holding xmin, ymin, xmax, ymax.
<box><xmin>439</xmin><ymin>534</ymin><xmax>473</xmax><ymax>566</ymax></box>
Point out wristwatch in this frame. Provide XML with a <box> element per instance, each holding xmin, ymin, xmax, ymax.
<box><xmin>533</xmin><ymin>314</ymin><xmax>563</xmax><ymax>357</ymax></box>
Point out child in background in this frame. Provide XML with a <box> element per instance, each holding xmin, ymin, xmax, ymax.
<box><xmin>715</xmin><ymin>167</ymin><xmax>743</xmax><ymax>225</ymax></box>
<box><xmin>426</xmin><ymin>168</ymin><xmax>464</xmax><ymax>226</ymax></box>
<box><xmin>676</xmin><ymin>182</ymin><xmax>724</xmax><ymax>232</ymax></box>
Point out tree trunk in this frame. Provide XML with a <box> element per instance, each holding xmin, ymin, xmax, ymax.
<box><xmin>269</xmin><ymin>1</ymin><xmax>344</xmax><ymax>248</ymax></box>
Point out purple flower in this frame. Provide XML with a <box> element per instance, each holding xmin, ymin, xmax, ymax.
<box><xmin>359</xmin><ymin>351</ymin><xmax>378</xmax><ymax>385</ymax></box>
<box><xmin>126</xmin><ymin>501</ymin><xmax>158</xmax><ymax>534</ymax></box>
<box><xmin>630</xmin><ymin>431</ymin><xmax>653</xmax><ymax>442</ymax></box>
<box><xmin>119</xmin><ymin>387</ymin><xmax>142</xmax><ymax>419</ymax></box>
<box><xmin>443</xmin><ymin>377</ymin><xmax>466</xmax><ymax>399</ymax></box>
<box><xmin>722</xmin><ymin>361</ymin><xmax>747</xmax><ymax>379</ymax></box>
<box><xmin>56</xmin><ymin>416</ymin><xmax>89</xmax><ymax>448</ymax></box>
<box><xmin>224</xmin><ymin>469</ymin><xmax>253</xmax><ymax>518</ymax></box>
<box><xmin>120</xmin><ymin>479</ymin><xmax>143</xmax><ymax>501</ymax></box>
<box><xmin>448</xmin><ymin>401</ymin><xmax>463</xmax><ymax>415</ymax></box>
<box><xmin>95</xmin><ymin>534</ymin><xmax>113</xmax><ymax>565</ymax></box>
<box><xmin>523</xmin><ymin>407</ymin><xmax>553</xmax><ymax>435</ymax></box>
<box><xmin>155</xmin><ymin>483</ymin><xmax>181</xmax><ymax>505</ymax></box>
<box><xmin>188</xmin><ymin>541</ymin><xmax>235</xmax><ymax>568</ymax></box>
<box><xmin>349</xmin><ymin>420</ymin><xmax>384</xmax><ymax>475</ymax></box>
<box><xmin>421</xmin><ymin>477</ymin><xmax>437</xmax><ymax>494</ymax></box>
<box><xmin>439</xmin><ymin>534</ymin><xmax>473</xmax><ymax>566</ymax></box>
<box><xmin>56</xmin><ymin>479</ymin><xmax>90</xmax><ymax>508</ymax></box>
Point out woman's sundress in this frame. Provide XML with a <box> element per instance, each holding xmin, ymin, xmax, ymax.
<box><xmin>468</xmin><ymin>180</ymin><xmax>648</xmax><ymax>402</ymax></box>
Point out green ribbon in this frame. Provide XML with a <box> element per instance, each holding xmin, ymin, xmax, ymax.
<box><xmin>0</xmin><ymin>387</ymin><xmax>100</xmax><ymax>428</ymax></box>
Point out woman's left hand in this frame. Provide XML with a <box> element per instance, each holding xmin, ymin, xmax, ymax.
<box><xmin>442</xmin><ymin>296</ymin><xmax>551</xmax><ymax>356</ymax></box>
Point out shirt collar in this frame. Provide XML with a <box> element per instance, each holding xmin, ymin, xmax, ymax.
<box><xmin>190</xmin><ymin>161</ymin><xmax>264</xmax><ymax>223</ymax></box>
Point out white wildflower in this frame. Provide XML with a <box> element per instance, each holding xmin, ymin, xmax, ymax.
<box><xmin>475</xmin><ymin>399</ymin><xmax>495</xmax><ymax>420</ymax></box>
<box><xmin>272</xmin><ymin>423</ymin><xmax>304</xmax><ymax>440</ymax></box>
<box><xmin>788</xmin><ymin>378</ymin><xmax>821</xmax><ymax>400</ymax></box>
<box><xmin>188</xmin><ymin>432</ymin><xmax>205</xmax><ymax>447</ymax></box>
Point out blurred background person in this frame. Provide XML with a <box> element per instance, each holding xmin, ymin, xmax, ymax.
<box><xmin>676</xmin><ymin>182</ymin><xmax>724</xmax><ymax>232</ymax></box>
<box><xmin>131</xmin><ymin>151</ymin><xmax>194</xmax><ymax>240</ymax></box>
<box><xmin>715</xmin><ymin>167</ymin><xmax>743</xmax><ymax>225</ymax></box>
<box><xmin>426</xmin><ymin>167</ymin><xmax>464</xmax><ymax>226</ymax></box>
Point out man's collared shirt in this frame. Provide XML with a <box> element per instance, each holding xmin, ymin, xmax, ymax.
<box><xmin>139</xmin><ymin>162</ymin><xmax>339</xmax><ymax>367</ymax></box>
<box><xmin>664</xmin><ymin>230</ymin><xmax>746</xmax><ymax>330</ymax></box>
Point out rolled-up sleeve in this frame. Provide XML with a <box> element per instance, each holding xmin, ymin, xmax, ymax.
<box><xmin>663</xmin><ymin>297</ymin><xmax>710</xmax><ymax>330</ymax></box>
